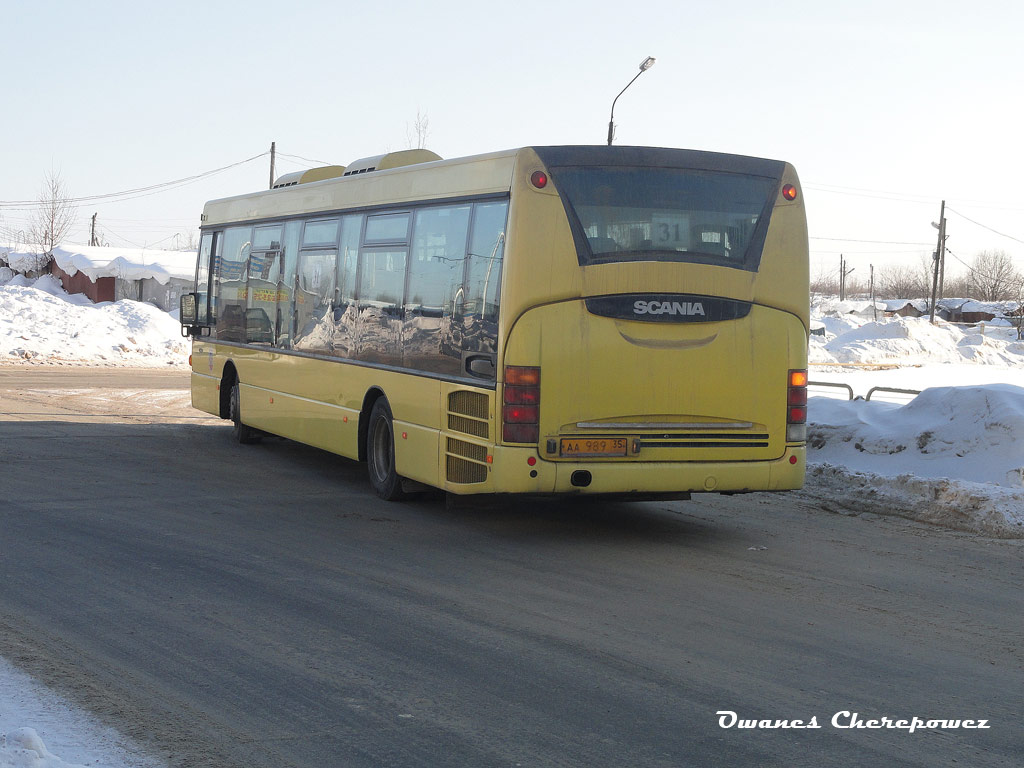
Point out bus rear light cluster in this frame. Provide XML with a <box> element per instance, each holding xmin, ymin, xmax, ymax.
<box><xmin>787</xmin><ymin>369</ymin><xmax>808</xmax><ymax>442</ymax></box>
<box><xmin>503</xmin><ymin>366</ymin><xmax>540</xmax><ymax>443</ymax></box>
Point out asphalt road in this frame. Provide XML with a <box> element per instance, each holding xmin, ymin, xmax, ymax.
<box><xmin>0</xmin><ymin>368</ymin><xmax>1021</xmax><ymax>768</ymax></box>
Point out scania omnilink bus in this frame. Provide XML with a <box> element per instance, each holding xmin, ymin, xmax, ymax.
<box><xmin>180</xmin><ymin>145</ymin><xmax>809</xmax><ymax>500</ymax></box>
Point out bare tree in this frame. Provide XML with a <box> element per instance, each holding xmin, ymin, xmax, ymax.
<box><xmin>26</xmin><ymin>170</ymin><xmax>76</xmax><ymax>272</ymax></box>
<box><xmin>877</xmin><ymin>264</ymin><xmax>929</xmax><ymax>300</ymax></box>
<box><xmin>963</xmin><ymin>250</ymin><xmax>1023</xmax><ymax>302</ymax></box>
<box><xmin>172</xmin><ymin>230</ymin><xmax>200</xmax><ymax>251</ymax></box>
<box><xmin>810</xmin><ymin>264</ymin><xmax>838</xmax><ymax>295</ymax></box>
<box><xmin>406</xmin><ymin>108</ymin><xmax>431</xmax><ymax>150</ymax></box>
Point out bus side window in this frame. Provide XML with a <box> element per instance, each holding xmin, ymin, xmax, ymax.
<box><xmin>330</xmin><ymin>214</ymin><xmax>363</xmax><ymax>358</ymax></box>
<box><xmin>195</xmin><ymin>232</ymin><xmax>215</xmax><ymax>325</ymax></box>
<box><xmin>276</xmin><ymin>220</ymin><xmax>301</xmax><ymax>349</ymax></box>
<box><xmin>214</xmin><ymin>226</ymin><xmax>252</xmax><ymax>342</ymax></box>
<box><xmin>293</xmin><ymin>247</ymin><xmax>338</xmax><ymax>351</ymax></box>
<box><xmin>293</xmin><ymin>219</ymin><xmax>340</xmax><ymax>352</ymax></box>
<box><xmin>354</xmin><ymin>248</ymin><xmax>406</xmax><ymax>366</ymax></box>
<box><xmin>463</xmin><ymin>201</ymin><xmax>508</xmax><ymax>355</ymax></box>
<box><xmin>246</xmin><ymin>225</ymin><xmax>283</xmax><ymax>345</ymax></box>
<box><xmin>404</xmin><ymin>205</ymin><xmax>470</xmax><ymax>375</ymax></box>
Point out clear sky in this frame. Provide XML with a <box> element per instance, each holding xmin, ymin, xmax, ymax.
<box><xmin>2</xmin><ymin>0</ymin><xmax>1022</xmax><ymax>281</ymax></box>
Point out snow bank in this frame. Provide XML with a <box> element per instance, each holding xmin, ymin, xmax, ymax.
<box><xmin>810</xmin><ymin>314</ymin><xmax>1024</xmax><ymax>367</ymax></box>
<box><xmin>0</xmin><ymin>277</ymin><xmax>187</xmax><ymax>367</ymax></box>
<box><xmin>804</xmin><ymin>385</ymin><xmax>1024</xmax><ymax>537</ymax></box>
<box><xmin>0</xmin><ymin>657</ymin><xmax>164</xmax><ymax>768</ymax></box>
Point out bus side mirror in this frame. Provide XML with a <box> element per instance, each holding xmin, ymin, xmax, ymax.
<box><xmin>180</xmin><ymin>292</ymin><xmax>198</xmax><ymax>325</ymax></box>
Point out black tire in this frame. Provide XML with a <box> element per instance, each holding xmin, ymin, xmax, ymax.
<box><xmin>366</xmin><ymin>398</ymin><xmax>407</xmax><ymax>501</ymax></box>
<box><xmin>229</xmin><ymin>380</ymin><xmax>261</xmax><ymax>445</ymax></box>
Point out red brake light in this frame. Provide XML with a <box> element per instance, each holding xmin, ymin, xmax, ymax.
<box><xmin>787</xmin><ymin>369</ymin><xmax>808</xmax><ymax>425</ymax></box>
<box><xmin>782</xmin><ymin>184</ymin><xmax>798</xmax><ymax>201</ymax></box>
<box><xmin>503</xmin><ymin>366</ymin><xmax>541</xmax><ymax>443</ymax></box>
<box><xmin>530</xmin><ymin>171</ymin><xmax>548</xmax><ymax>189</ymax></box>
<box><xmin>503</xmin><ymin>404</ymin><xmax>539</xmax><ymax>423</ymax></box>
<box><xmin>504</xmin><ymin>385</ymin><xmax>539</xmax><ymax>405</ymax></box>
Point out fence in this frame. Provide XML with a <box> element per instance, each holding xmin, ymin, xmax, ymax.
<box><xmin>808</xmin><ymin>381</ymin><xmax>922</xmax><ymax>402</ymax></box>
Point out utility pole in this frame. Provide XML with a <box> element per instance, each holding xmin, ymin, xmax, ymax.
<box><xmin>839</xmin><ymin>254</ymin><xmax>855</xmax><ymax>301</ymax></box>
<box><xmin>928</xmin><ymin>200</ymin><xmax>946</xmax><ymax>324</ymax></box>
<box><xmin>90</xmin><ymin>213</ymin><xmax>98</xmax><ymax>246</ymax></box>
<box><xmin>269</xmin><ymin>141</ymin><xmax>276</xmax><ymax>189</ymax></box>
<box><xmin>870</xmin><ymin>264</ymin><xmax>877</xmax><ymax>321</ymax></box>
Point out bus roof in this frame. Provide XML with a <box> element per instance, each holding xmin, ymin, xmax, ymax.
<box><xmin>201</xmin><ymin>145</ymin><xmax>789</xmax><ymax>228</ymax></box>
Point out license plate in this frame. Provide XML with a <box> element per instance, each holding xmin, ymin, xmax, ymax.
<box><xmin>560</xmin><ymin>437</ymin><xmax>628</xmax><ymax>457</ymax></box>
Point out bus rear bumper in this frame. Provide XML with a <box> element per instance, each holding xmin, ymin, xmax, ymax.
<box><xmin>453</xmin><ymin>445</ymin><xmax>807</xmax><ymax>495</ymax></box>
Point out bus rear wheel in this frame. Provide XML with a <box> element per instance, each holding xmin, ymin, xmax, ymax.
<box><xmin>367</xmin><ymin>399</ymin><xmax>407</xmax><ymax>501</ymax></box>
<box><xmin>230</xmin><ymin>380</ymin><xmax>261</xmax><ymax>445</ymax></box>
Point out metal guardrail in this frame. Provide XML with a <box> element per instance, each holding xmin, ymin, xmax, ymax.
<box><xmin>808</xmin><ymin>381</ymin><xmax>854</xmax><ymax>400</ymax></box>
<box><xmin>865</xmin><ymin>386</ymin><xmax>921</xmax><ymax>401</ymax></box>
<box><xmin>808</xmin><ymin>381</ymin><xmax>922</xmax><ymax>402</ymax></box>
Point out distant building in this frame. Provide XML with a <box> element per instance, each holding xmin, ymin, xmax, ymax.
<box><xmin>43</xmin><ymin>244</ymin><xmax>195</xmax><ymax>311</ymax></box>
<box><xmin>881</xmin><ymin>299</ymin><xmax>927</xmax><ymax>318</ymax></box>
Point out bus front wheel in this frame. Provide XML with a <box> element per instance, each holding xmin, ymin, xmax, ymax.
<box><xmin>230</xmin><ymin>380</ymin><xmax>261</xmax><ymax>445</ymax></box>
<box><xmin>367</xmin><ymin>399</ymin><xmax>407</xmax><ymax>501</ymax></box>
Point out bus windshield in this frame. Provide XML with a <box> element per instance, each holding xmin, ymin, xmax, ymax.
<box><xmin>550</xmin><ymin>166</ymin><xmax>778</xmax><ymax>270</ymax></box>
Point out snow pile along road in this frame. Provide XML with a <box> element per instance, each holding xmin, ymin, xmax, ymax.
<box><xmin>0</xmin><ymin>275</ymin><xmax>187</xmax><ymax>367</ymax></box>
<box><xmin>802</xmin><ymin>384</ymin><xmax>1024</xmax><ymax>537</ymax></box>
<box><xmin>0</xmin><ymin>656</ymin><xmax>164</xmax><ymax>768</ymax></box>
<box><xmin>810</xmin><ymin>314</ymin><xmax>1024</xmax><ymax>367</ymax></box>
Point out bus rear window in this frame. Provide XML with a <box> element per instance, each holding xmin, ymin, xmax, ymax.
<box><xmin>550</xmin><ymin>166</ymin><xmax>778</xmax><ymax>270</ymax></box>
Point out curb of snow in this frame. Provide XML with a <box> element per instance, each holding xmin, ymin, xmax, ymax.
<box><xmin>799</xmin><ymin>463</ymin><xmax>1024</xmax><ymax>538</ymax></box>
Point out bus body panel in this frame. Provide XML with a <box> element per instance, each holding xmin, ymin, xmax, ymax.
<box><xmin>190</xmin><ymin>340</ymin><xmax>466</xmax><ymax>490</ymax></box>
<box><xmin>501</xmin><ymin>301</ymin><xmax>806</xmax><ymax>463</ymax></box>
<box><xmin>480</xmin><ymin>445</ymin><xmax>805</xmax><ymax>495</ymax></box>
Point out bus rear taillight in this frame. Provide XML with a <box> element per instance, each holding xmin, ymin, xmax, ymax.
<box><xmin>503</xmin><ymin>366</ymin><xmax>540</xmax><ymax>443</ymax></box>
<box><xmin>787</xmin><ymin>369</ymin><xmax>807</xmax><ymax>442</ymax></box>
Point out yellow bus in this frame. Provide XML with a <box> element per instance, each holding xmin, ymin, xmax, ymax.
<box><xmin>180</xmin><ymin>145</ymin><xmax>809</xmax><ymax>501</ymax></box>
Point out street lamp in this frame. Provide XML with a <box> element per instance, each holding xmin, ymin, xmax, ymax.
<box><xmin>607</xmin><ymin>56</ymin><xmax>656</xmax><ymax>146</ymax></box>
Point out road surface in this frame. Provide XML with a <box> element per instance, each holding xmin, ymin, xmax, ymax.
<box><xmin>0</xmin><ymin>368</ymin><xmax>1020</xmax><ymax>767</ymax></box>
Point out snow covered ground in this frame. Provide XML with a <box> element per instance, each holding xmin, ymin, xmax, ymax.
<box><xmin>0</xmin><ymin>280</ymin><xmax>1022</xmax><ymax>765</ymax></box>
<box><xmin>802</xmin><ymin>297</ymin><xmax>1023</xmax><ymax>538</ymax></box>
<box><xmin>0</xmin><ymin>657</ymin><xmax>163</xmax><ymax>768</ymax></box>
<box><xmin>0</xmin><ymin>275</ymin><xmax>187</xmax><ymax>367</ymax></box>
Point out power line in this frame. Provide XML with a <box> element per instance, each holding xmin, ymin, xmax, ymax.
<box><xmin>276</xmin><ymin>151</ymin><xmax>336</xmax><ymax>167</ymax></box>
<box><xmin>807</xmin><ymin>183</ymin><xmax>1024</xmax><ymax>211</ymax></box>
<box><xmin>810</xmin><ymin>236</ymin><xmax>933</xmax><ymax>245</ymax></box>
<box><xmin>0</xmin><ymin>151</ymin><xmax>269</xmax><ymax>210</ymax></box>
<box><xmin>804</xmin><ymin>183</ymin><xmax>936</xmax><ymax>204</ymax></box>
<box><xmin>945</xmin><ymin>207</ymin><xmax>1024</xmax><ymax>245</ymax></box>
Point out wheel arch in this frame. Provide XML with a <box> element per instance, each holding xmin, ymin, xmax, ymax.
<box><xmin>358</xmin><ymin>387</ymin><xmax>387</xmax><ymax>462</ymax></box>
<box><xmin>219</xmin><ymin>360</ymin><xmax>239</xmax><ymax>420</ymax></box>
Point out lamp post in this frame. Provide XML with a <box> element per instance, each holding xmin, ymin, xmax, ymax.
<box><xmin>607</xmin><ymin>56</ymin><xmax>656</xmax><ymax>146</ymax></box>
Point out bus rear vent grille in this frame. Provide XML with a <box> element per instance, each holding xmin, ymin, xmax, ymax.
<box><xmin>446</xmin><ymin>438</ymin><xmax>488</xmax><ymax>484</ymax></box>
<box><xmin>448</xmin><ymin>391</ymin><xmax>489</xmax><ymax>438</ymax></box>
